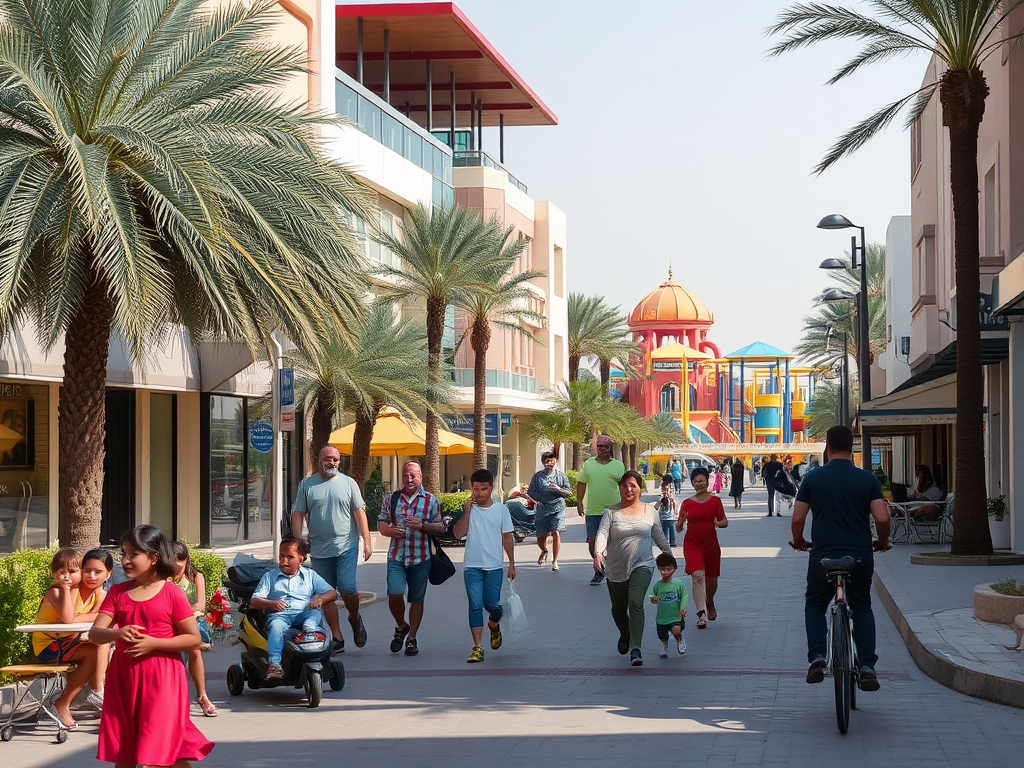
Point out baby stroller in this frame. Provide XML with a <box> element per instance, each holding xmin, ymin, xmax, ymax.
<box><xmin>222</xmin><ymin>561</ymin><xmax>344</xmax><ymax>708</ymax></box>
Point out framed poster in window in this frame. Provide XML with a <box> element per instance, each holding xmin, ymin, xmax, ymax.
<box><xmin>0</xmin><ymin>398</ymin><xmax>32</xmax><ymax>468</ymax></box>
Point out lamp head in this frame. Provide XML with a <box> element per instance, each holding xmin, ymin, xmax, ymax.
<box><xmin>817</xmin><ymin>214</ymin><xmax>856</xmax><ymax>230</ymax></box>
<box><xmin>820</xmin><ymin>288</ymin><xmax>856</xmax><ymax>302</ymax></box>
<box><xmin>818</xmin><ymin>257</ymin><xmax>847</xmax><ymax>270</ymax></box>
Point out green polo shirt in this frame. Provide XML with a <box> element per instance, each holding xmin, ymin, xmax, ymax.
<box><xmin>578</xmin><ymin>457</ymin><xmax>625</xmax><ymax>515</ymax></box>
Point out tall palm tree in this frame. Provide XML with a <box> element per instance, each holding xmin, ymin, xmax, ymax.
<box><xmin>768</xmin><ymin>1</ymin><xmax>1024</xmax><ymax>556</ymax></box>
<box><xmin>289</xmin><ymin>299</ymin><xmax>447</xmax><ymax>490</ymax></box>
<box><xmin>457</xmin><ymin>227</ymin><xmax>543</xmax><ymax>468</ymax></box>
<box><xmin>0</xmin><ymin>0</ymin><xmax>374</xmax><ymax>547</ymax></box>
<box><xmin>568</xmin><ymin>293</ymin><xmax>638</xmax><ymax>384</ymax></box>
<box><xmin>795</xmin><ymin>243</ymin><xmax>887</xmax><ymax>368</ymax></box>
<box><xmin>542</xmin><ymin>380</ymin><xmax>643</xmax><ymax>470</ymax></box>
<box><xmin>805</xmin><ymin>378</ymin><xmax>858</xmax><ymax>441</ymax></box>
<box><xmin>375</xmin><ymin>202</ymin><xmax>505</xmax><ymax>493</ymax></box>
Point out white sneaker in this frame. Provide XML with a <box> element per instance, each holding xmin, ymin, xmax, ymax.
<box><xmin>85</xmin><ymin>690</ymin><xmax>104</xmax><ymax>710</ymax></box>
<box><xmin>659</xmin><ymin>642</ymin><xmax>668</xmax><ymax>658</ymax></box>
<box><xmin>677</xmin><ymin>637</ymin><xmax>687</xmax><ymax>655</ymax></box>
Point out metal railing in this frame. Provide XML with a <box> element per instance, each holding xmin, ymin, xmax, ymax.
<box><xmin>451</xmin><ymin>368</ymin><xmax>538</xmax><ymax>393</ymax></box>
<box><xmin>453</xmin><ymin>150</ymin><xmax>528</xmax><ymax>194</ymax></box>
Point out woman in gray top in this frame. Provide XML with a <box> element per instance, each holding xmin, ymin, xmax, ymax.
<box><xmin>594</xmin><ymin>470</ymin><xmax>672</xmax><ymax>667</ymax></box>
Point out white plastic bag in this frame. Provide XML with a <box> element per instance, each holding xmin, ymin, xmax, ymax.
<box><xmin>503</xmin><ymin>578</ymin><xmax>530</xmax><ymax>640</ymax></box>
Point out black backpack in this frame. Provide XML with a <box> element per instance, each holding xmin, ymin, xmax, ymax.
<box><xmin>775</xmin><ymin>469</ymin><xmax>797</xmax><ymax>497</ymax></box>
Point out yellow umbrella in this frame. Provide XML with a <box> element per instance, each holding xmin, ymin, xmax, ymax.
<box><xmin>329</xmin><ymin>408</ymin><xmax>473</xmax><ymax>456</ymax></box>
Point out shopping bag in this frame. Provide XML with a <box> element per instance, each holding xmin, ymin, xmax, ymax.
<box><xmin>504</xmin><ymin>578</ymin><xmax>530</xmax><ymax>640</ymax></box>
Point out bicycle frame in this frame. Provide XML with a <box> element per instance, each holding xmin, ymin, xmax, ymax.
<box><xmin>825</xmin><ymin>565</ymin><xmax>860</xmax><ymax>733</ymax></box>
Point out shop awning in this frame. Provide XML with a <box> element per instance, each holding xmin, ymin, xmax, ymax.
<box><xmin>857</xmin><ymin>373</ymin><xmax>957</xmax><ymax>428</ymax></box>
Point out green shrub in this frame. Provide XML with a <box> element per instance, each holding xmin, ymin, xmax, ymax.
<box><xmin>188</xmin><ymin>547</ymin><xmax>227</xmax><ymax>602</ymax></box>
<box><xmin>364</xmin><ymin>481</ymin><xmax>385</xmax><ymax>531</ymax></box>
<box><xmin>991</xmin><ymin>576</ymin><xmax>1024</xmax><ymax>596</ymax></box>
<box><xmin>438</xmin><ymin>491</ymin><xmax>471</xmax><ymax>517</ymax></box>
<box><xmin>0</xmin><ymin>548</ymin><xmax>56</xmax><ymax>680</ymax></box>
<box><xmin>565</xmin><ymin>469</ymin><xmax>579</xmax><ymax>507</ymax></box>
<box><xmin>988</xmin><ymin>496</ymin><xmax>1007</xmax><ymax>522</ymax></box>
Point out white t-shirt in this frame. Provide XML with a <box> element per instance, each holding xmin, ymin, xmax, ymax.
<box><xmin>463</xmin><ymin>502</ymin><xmax>514</xmax><ymax>570</ymax></box>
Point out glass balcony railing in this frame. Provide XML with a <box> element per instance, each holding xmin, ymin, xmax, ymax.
<box><xmin>453</xmin><ymin>150</ymin><xmax>528</xmax><ymax>194</ymax></box>
<box><xmin>334</xmin><ymin>69</ymin><xmax>454</xmax><ymax>208</ymax></box>
<box><xmin>452</xmin><ymin>368</ymin><xmax>538</xmax><ymax>394</ymax></box>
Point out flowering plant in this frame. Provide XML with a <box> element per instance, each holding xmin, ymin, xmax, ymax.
<box><xmin>205</xmin><ymin>588</ymin><xmax>233</xmax><ymax>630</ymax></box>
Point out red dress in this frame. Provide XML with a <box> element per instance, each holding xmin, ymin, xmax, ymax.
<box><xmin>97</xmin><ymin>581</ymin><xmax>215</xmax><ymax>765</ymax></box>
<box><xmin>680</xmin><ymin>495</ymin><xmax>726</xmax><ymax>578</ymax></box>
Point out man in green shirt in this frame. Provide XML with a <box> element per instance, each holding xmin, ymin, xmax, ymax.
<box><xmin>577</xmin><ymin>434</ymin><xmax>625</xmax><ymax>585</ymax></box>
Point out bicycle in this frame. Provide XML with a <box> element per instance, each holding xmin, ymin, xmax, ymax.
<box><xmin>821</xmin><ymin>555</ymin><xmax>858</xmax><ymax>733</ymax></box>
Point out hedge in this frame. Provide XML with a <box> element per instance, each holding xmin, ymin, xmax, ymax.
<box><xmin>188</xmin><ymin>546</ymin><xmax>227</xmax><ymax>602</ymax></box>
<box><xmin>437</xmin><ymin>491</ymin><xmax>471</xmax><ymax>517</ymax></box>
<box><xmin>0</xmin><ymin>548</ymin><xmax>57</xmax><ymax>678</ymax></box>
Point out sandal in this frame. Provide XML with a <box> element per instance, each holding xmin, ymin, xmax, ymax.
<box><xmin>707</xmin><ymin>601</ymin><xmax>717</xmax><ymax>621</ymax></box>
<box><xmin>552</xmin><ymin>561</ymin><xmax>560</xmax><ymax>571</ymax></box>
<box><xmin>696</xmin><ymin>610</ymin><xmax>707</xmax><ymax>629</ymax></box>
<box><xmin>196</xmin><ymin>694</ymin><xmax>219</xmax><ymax>717</ymax></box>
<box><xmin>538</xmin><ymin>549</ymin><xmax>548</xmax><ymax>565</ymax></box>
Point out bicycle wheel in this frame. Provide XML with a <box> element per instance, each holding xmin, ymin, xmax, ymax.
<box><xmin>832</xmin><ymin>602</ymin><xmax>851</xmax><ymax>733</ymax></box>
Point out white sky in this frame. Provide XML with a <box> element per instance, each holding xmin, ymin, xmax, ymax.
<box><xmin>350</xmin><ymin>0</ymin><xmax>930</xmax><ymax>359</ymax></box>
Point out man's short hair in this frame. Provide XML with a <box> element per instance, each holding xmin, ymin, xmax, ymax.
<box><xmin>402</xmin><ymin>460</ymin><xmax>422</xmax><ymax>473</ymax></box>
<box><xmin>825</xmin><ymin>425</ymin><xmax>854</xmax><ymax>453</ymax></box>
<box><xmin>280</xmin><ymin>535</ymin><xmax>310</xmax><ymax>557</ymax></box>
<box><xmin>471</xmin><ymin>468</ymin><xmax>494</xmax><ymax>486</ymax></box>
<box><xmin>540</xmin><ymin>451</ymin><xmax>556</xmax><ymax>462</ymax></box>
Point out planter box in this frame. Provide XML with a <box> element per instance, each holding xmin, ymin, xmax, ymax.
<box><xmin>989</xmin><ymin>518</ymin><xmax>1011</xmax><ymax>550</ymax></box>
<box><xmin>974</xmin><ymin>582</ymin><xmax>1024</xmax><ymax>624</ymax></box>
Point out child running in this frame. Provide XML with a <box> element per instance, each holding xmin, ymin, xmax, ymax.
<box><xmin>452</xmin><ymin>468</ymin><xmax>516</xmax><ymax>663</ymax></box>
<box><xmin>80</xmin><ymin>548</ymin><xmax>113</xmax><ymax>709</ymax></box>
<box><xmin>90</xmin><ymin>525</ymin><xmax>214</xmax><ymax>766</ymax></box>
<box><xmin>250</xmin><ymin>536</ymin><xmax>337</xmax><ymax>679</ymax></box>
<box><xmin>33</xmin><ymin>547</ymin><xmax>102</xmax><ymax>728</ymax></box>
<box><xmin>648</xmin><ymin>552</ymin><xmax>688</xmax><ymax>657</ymax></box>
<box><xmin>170</xmin><ymin>541</ymin><xmax>218</xmax><ymax>717</ymax></box>
<box><xmin>656</xmin><ymin>475</ymin><xmax>677</xmax><ymax>547</ymax></box>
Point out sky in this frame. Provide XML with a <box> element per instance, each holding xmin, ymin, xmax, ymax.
<box><xmin>354</xmin><ymin>0</ymin><xmax>931</xmax><ymax>359</ymax></box>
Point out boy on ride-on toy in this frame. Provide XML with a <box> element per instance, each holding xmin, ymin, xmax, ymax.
<box><xmin>250</xmin><ymin>536</ymin><xmax>337</xmax><ymax>679</ymax></box>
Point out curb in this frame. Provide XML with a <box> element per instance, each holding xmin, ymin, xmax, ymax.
<box><xmin>873</xmin><ymin>572</ymin><xmax>1024</xmax><ymax>709</ymax></box>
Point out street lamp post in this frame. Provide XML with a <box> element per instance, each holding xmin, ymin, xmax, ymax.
<box><xmin>826</xmin><ymin>325</ymin><xmax>850</xmax><ymax>427</ymax></box>
<box><xmin>818</xmin><ymin>214</ymin><xmax>871</xmax><ymax>469</ymax></box>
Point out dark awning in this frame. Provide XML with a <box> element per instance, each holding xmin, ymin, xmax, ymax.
<box><xmin>888</xmin><ymin>338</ymin><xmax>1008</xmax><ymax>395</ymax></box>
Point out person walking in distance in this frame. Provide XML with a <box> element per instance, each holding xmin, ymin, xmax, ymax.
<box><xmin>527</xmin><ymin>451</ymin><xmax>572</xmax><ymax>571</ymax></box>
<box><xmin>291</xmin><ymin>445</ymin><xmax>373</xmax><ymax>654</ymax></box>
<box><xmin>377</xmin><ymin>461</ymin><xmax>446</xmax><ymax>656</ymax></box>
<box><xmin>577</xmin><ymin>435</ymin><xmax>626</xmax><ymax>586</ymax></box>
<box><xmin>729</xmin><ymin>458</ymin><xmax>745</xmax><ymax>509</ymax></box>
<box><xmin>761</xmin><ymin>453</ymin><xmax>785</xmax><ymax>517</ymax></box>
<box><xmin>670</xmin><ymin>458</ymin><xmax>684</xmax><ymax>494</ymax></box>
<box><xmin>790</xmin><ymin>425</ymin><xmax>891</xmax><ymax>691</ymax></box>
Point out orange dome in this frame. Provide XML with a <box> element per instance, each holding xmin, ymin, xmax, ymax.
<box><xmin>629</xmin><ymin>268</ymin><xmax>714</xmax><ymax>326</ymax></box>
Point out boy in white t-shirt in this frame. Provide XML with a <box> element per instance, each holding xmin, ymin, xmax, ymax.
<box><xmin>452</xmin><ymin>468</ymin><xmax>516</xmax><ymax>663</ymax></box>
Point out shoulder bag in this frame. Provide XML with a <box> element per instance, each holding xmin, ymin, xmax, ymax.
<box><xmin>391</xmin><ymin>491</ymin><xmax>456</xmax><ymax>585</ymax></box>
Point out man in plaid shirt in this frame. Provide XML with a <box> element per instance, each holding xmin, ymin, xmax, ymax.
<box><xmin>377</xmin><ymin>461</ymin><xmax>445</xmax><ymax>656</ymax></box>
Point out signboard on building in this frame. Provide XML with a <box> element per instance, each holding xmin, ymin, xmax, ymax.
<box><xmin>979</xmin><ymin>292</ymin><xmax>1008</xmax><ymax>332</ymax></box>
<box><xmin>448</xmin><ymin>413</ymin><xmax>512</xmax><ymax>443</ymax></box>
<box><xmin>250</xmin><ymin>422</ymin><xmax>274</xmax><ymax>453</ymax></box>
<box><xmin>279</xmin><ymin>368</ymin><xmax>295</xmax><ymax>432</ymax></box>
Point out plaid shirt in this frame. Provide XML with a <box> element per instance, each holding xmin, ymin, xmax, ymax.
<box><xmin>377</xmin><ymin>487</ymin><xmax>439</xmax><ymax>566</ymax></box>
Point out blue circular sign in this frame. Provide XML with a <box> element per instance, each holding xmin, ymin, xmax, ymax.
<box><xmin>249</xmin><ymin>422</ymin><xmax>274</xmax><ymax>453</ymax></box>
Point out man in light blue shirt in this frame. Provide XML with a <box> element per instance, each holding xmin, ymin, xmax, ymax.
<box><xmin>251</xmin><ymin>536</ymin><xmax>337</xmax><ymax>678</ymax></box>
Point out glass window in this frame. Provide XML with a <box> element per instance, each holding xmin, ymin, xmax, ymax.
<box><xmin>246</xmin><ymin>397</ymin><xmax>273</xmax><ymax>543</ymax></box>
<box><xmin>0</xmin><ymin>382</ymin><xmax>49</xmax><ymax>552</ymax></box>
<box><xmin>382</xmin><ymin>113</ymin><xmax>403</xmax><ymax>155</ymax></box>
<box><xmin>336</xmin><ymin>80</ymin><xmax>358</xmax><ymax>124</ymax></box>
<box><xmin>432</xmin><ymin>146</ymin><xmax>446</xmax><ymax>183</ymax></box>
<box><xmin>421</xmin><ymin>138</ymin><xmax>433</xmax><ymax>175</ymax></box>
<box><xmin>432</xmin><ymin>178</ymin><xmax>444</xmax><ymax>208</ymax></box>
<box><xmin>404</xmin><ymin>127</ymin><xmax>422</xmax><ymax>166</ymax></box>
<box><xmin>209</xmin><ymin>395</ymin><xmax>245</xmax><ymax>545</ymax></box>
<box><xmin>357</xmin><ymin>95</ymin><xmax>381</xmax><ymax>141</ymax></box>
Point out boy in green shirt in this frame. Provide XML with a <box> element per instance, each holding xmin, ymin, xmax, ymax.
<box><xmin>649</xmin><ymin>553</ymin><xmax>688</xmax><ymax>657</ymax></box>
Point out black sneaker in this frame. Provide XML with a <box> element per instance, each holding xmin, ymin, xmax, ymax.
<box><xmin>859</xmin><ymin>666</ymin><xmax>880</xmax><ymax>691</ymax></box>
<box><xmin>350</xmin><ymin>614</ymin><xmax>367</xmax><ymax>648</ymax></box>
<box><xmin>630</xmin><ymin>648</ymin><xmax>643</xmax><ymax>666</ymax></box>
<box><xmin>590</xmin><ymin>571</ymin><xmax>605</xmax><ymax>586</ymax></box>
<box><xmin>390</xmin><ymin>624</ymin><xmax>410</xmax><ymax>654</ymax></box>
<box><xmin>806</xmin><ymin>656</ymin><xmax>826</xmax><ymax>684</ymax></box>
<box><xmin>331</xmin><ymin>637</ymin><xmax>345</xmax><ymax>655</ymax></box>
<box><xmin>404</xmin><ymin>638</ymin><xmax>419</xmax><ymax>656</ymax></box>
<box><xmin>617</xmin><ymin>634</ymin><xmax>629</xmax><ymax>655</ymax></box>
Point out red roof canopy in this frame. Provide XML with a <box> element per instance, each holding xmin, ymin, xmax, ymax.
<box><xmin>335</xmin><ymin>2</ymin><xmax>557</xmax><ymax>127</ymax></box>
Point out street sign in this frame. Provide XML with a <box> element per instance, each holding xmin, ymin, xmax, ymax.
<box><xmin>279</xmin><ymin>368</ymin><xmax>295</xmax><ymax>432</ymax></box>
<box><xmin>250</xmin><ymin>422</ymin><xmax>274</xmax><ymax>453</ymax></box>
<box><xmin>449</xmin><ymin>413</ymin><xmax>512</xmax><ymax>443</ymax></box>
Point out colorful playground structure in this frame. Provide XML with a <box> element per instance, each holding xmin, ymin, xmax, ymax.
<box><xmin>617</xmin><ymin>269</ymin><xmax>822</xmax><ymax>449</ymax></box>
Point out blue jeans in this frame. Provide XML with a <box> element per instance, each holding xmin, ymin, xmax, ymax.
<box><xmin>464</xmin><ymin>567</ymin><xmax>504</xmax><ymax>629</ymax></box>
<box><xmin>660</xmin><ymin>520</ymin><xmax>676</xmax><ymax>546</ymax></box>
<box><xmin>804</xmin><ymin>554</ymin><xmax>877</xmax><ymax>668</ymax></box>
<box><xmin>266</xmin><ymin>608</ymin><xmax>324</xmax><ymax>664</ymax></box>
<box><xmin>311</xmin><ymin>547</ymin><xmax>358</xmax><ymax>595</ymax></box>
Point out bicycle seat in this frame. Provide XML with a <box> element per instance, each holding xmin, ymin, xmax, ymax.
<box><xmin>820</xmin><ymin>556</ymin><xmax>856</xmax><ymax>574</ymax></box>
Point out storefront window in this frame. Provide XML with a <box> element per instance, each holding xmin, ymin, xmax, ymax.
<box><xmin>246</xmin><ymin>396</ymin><xmax>273</xmax><ymax>542</ymax></box>
<box><xmin>0</xmin><ymin>381</ymin><xmax>49</xmax><ymax>552</ymax></box>
<box><xmin>209</xmin><ymin>395</ymin><xmax>245</xmax><ymax>545</ymax></box>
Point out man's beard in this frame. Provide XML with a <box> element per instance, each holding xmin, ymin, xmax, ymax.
<box><xmin>321</xmin><ymin>466</ymin><xmax>339</xmax><ymax>477</ymax></box>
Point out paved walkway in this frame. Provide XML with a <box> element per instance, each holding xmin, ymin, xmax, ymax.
<box><xmin>3</xmin><ymin>486</ymin><xmax>1023</xmax><ymax>766</ymax></box>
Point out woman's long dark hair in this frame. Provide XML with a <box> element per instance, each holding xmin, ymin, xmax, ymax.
<box><xmin>121</xmin><ymin>524</ymin><xmax>176</xmax><ymax>580</ymax></box>
<box><xmin>170</xmin><ymin>541</ymin><xmax>198</xmax><ymax>582</ymax></box>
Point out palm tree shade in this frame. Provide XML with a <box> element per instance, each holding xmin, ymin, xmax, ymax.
<box><xmin>568</xmin><ymin>293</ymin><xmax>638</xmax><ymax>384</ymax></box>
<box><xmin>769</xmin><ymin>1</ymin><xmax>1024</xmax><ymax>555</ymax></box>
<box><xmin>0</xmin><ymin>0</ymin><xmax>374</xmax><ymax>547</ymax></box>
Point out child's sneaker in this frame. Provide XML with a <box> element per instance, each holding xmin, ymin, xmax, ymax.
<box><xmin>266</xmin><ymin>662</ymin><xmax>284</xmax><ymax>679</ymax></box>
<box><xmin>677</xmin><ymin>636</ymin><xmax>687</xmax><ymax>655</ymax></box>
<box><xmin>659</xmin><ymin>642</ymin><xmax>668</xmax><ymax>658</ymax></box>
<box><xmin>490</xmin><ymin>624</ymin><xmax>502</xmax><ymax>650</ymax></box>
<box><xmin>467</xmin><ymin>645</ymin><xmax>484</xmax><ymax>663</ymax></box>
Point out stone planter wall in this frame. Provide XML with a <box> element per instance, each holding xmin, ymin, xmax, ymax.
<box><xmin>974</xmin><ymin>582</ymin><xmax>1024</xmax><ymax>624</ymax></box>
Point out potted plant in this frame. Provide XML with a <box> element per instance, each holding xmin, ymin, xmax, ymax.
<box><xmin>988</xmin><ymin>495</ymin><xmax>1010</xmax><ymax>549</ymax></box>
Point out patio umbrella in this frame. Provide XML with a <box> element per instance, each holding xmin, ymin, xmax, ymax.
<box><xmin>329</xmin><ymin>408</ymin><xmax>473</xmax><ymax>456</ymax></box>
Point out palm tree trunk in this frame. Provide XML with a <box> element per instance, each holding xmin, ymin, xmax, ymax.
<box><xmin>309</xmin><ymin>388</ymin><xmax>335</xmax><ymax>466</ymax></box>
<box><xmin>571</xmin><ymin>441</ymin><xmax>583</xmax><ymax>471</ymax></box>
<box><xmin>471</xmin><ymin>317</ymin><xmax>490</xmax><ymax>470</ymax></box>
<box><xmin>600</xmin><ymin>358</ymin><xmax>611</xmax><ymax>385</ymax></box>
<box><xmin>424</xmin><ymin>297</ymin><xmax>445</xmax><ymax>494</ymax></box>
<box><xmin>58</xmin><ymin>270</ymin><xmax>113</xmax><ymax>548</ymax></box>
<box><xmin>349</xmin><ymin>408</ymin><xmax>377</xmax><ymax>492</ymax></box>
<box><xmin>941</xmin><ymin>67</ymin><xmax>992</xmax><ymax>556</ymax></box>
<box><xmin>568</xmin><ymin>354</ymin><xmax>580</xmax><ymax>383</ymax></box>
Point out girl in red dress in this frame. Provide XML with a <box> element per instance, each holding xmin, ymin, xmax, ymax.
<box><xmin>90</xmin><ymin>525</ymin><xmax>215</xmax><ymax>767</ymax></box>
<box><xmin>676</xmin><ymin>466</ymin><xmax>728</xmax><ymax>629</ymax></box>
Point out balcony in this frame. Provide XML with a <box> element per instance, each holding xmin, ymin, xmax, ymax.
<box><xmin>454</xmin><ymin>150</ymin><xmax>528</xmax><ymax>194</ymax></box>
<box><xmin>451</xmin><ymin>368</ymin><xmax>538</xmax><ymax>394</ymax></box>
<box><xmin>334</xmin><ymin>69</ymin><xmax>454</xmax><ymax>208</ymax></box>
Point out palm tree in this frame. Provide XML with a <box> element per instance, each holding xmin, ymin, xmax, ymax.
<box><xmin>795</xmin><ymin>243</ymin><xmax>887</xmax><ymax>369</ymax></box>
<box><xmin>0</xmin><ymin>0</ymin><xmax>374</xmax><ymax>547</ymax></box>
<box><xmin>541</xmin><ymin>380</ymin><xmax>644</xmax><ymax>470</ymax></box>
<box><xmin>527</xmin><ymin>411</ymin><xmax>584</xmax><ymax>457</ymax></box>
<box><xmin>288</xmin><ymin>299</ymin><xmax>447</xmax><ymax>490</ymax></box>
<box><xmin>375</xmin><ymin>202</ymin><xmax>506</xmax><ymax>493</ymax></box>
<box><xmin>456</xmin><ymin>227</ymin><xmax>543</xmax><ymax>468</ymax></box>
<box><xmin>805</xmin><ymin>378</ymin><xmax>858</xmax><ymax>441</ymax></box>
<box><xmin>767</xmin><ymin>1</ymin><xmax>1024</xmax><ymax>556</ymax></box>
<box><xmin>568</xmin><ymin>293</ymin><xmax>638</xmax><ymax>384</ymax></box>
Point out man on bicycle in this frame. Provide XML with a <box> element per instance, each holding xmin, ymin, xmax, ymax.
<box><xmin>790</xmin><ymin>426</ymin><xmax>891</xmax><ymax>691</ymax></box>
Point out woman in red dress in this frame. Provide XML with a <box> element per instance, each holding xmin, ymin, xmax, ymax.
<box><xmin>90</xmin><ymin>525</ymin><xmax>215</xmax><ymax>767</ymax></box>
<box><xmin>676</xmin><ymin>466</ymin><xmax>728</xmax><ymax>629</ymax></box>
